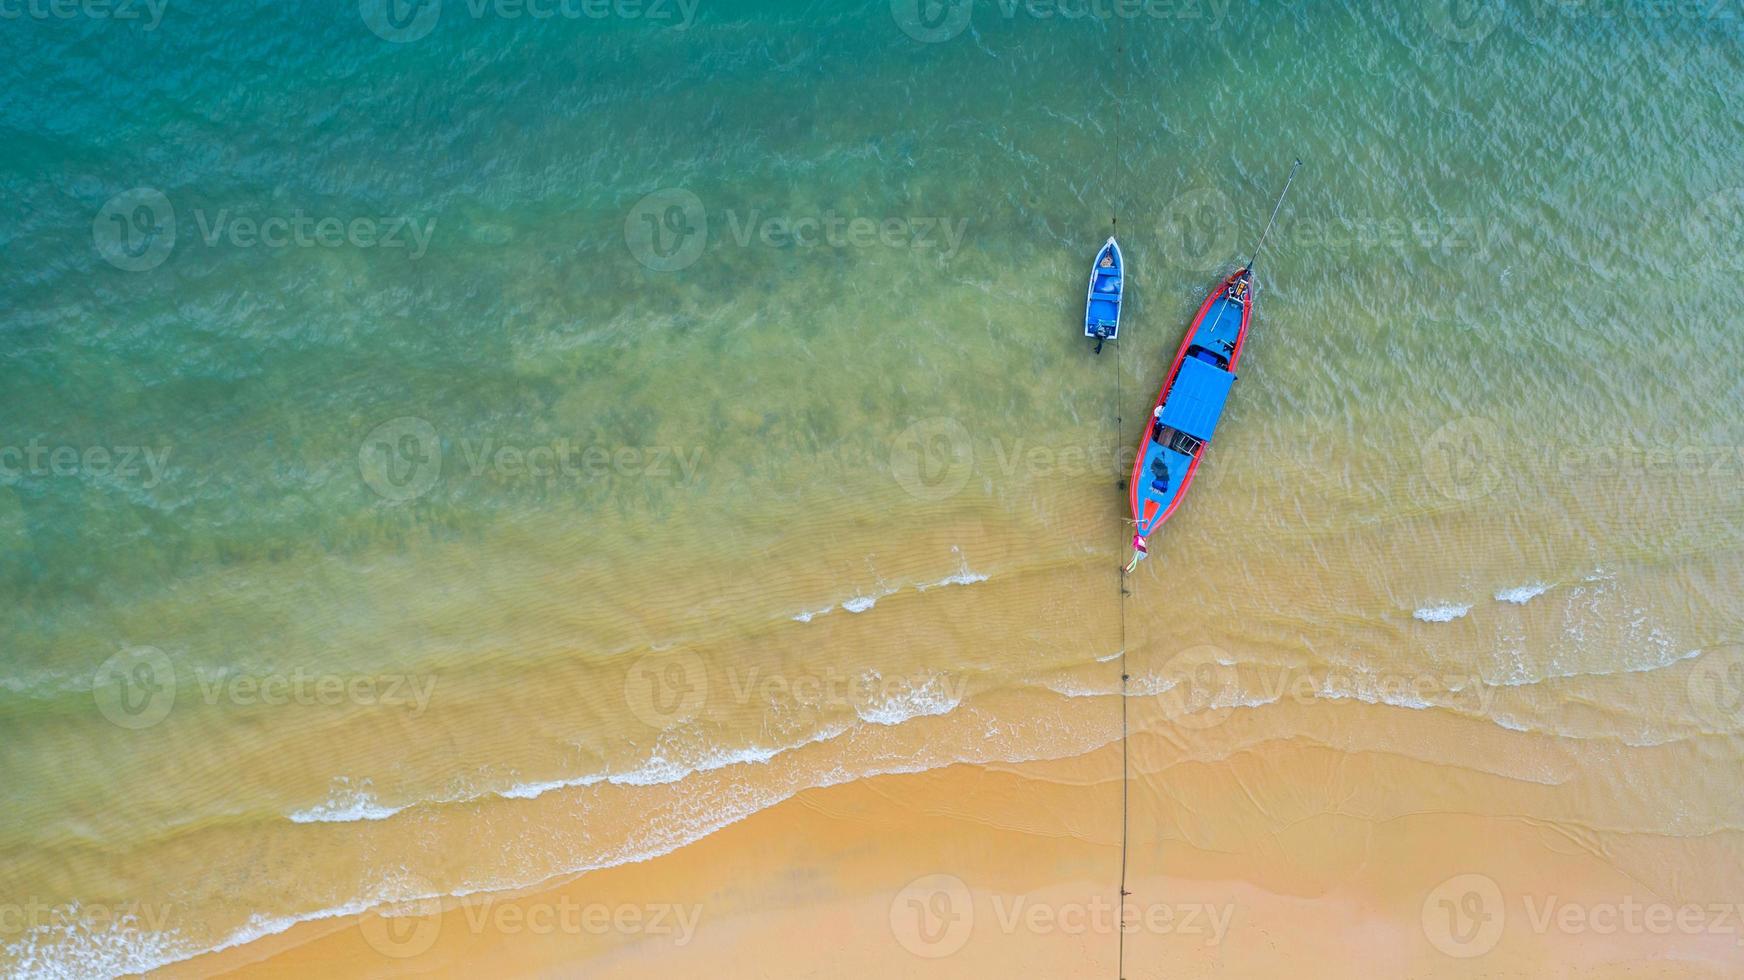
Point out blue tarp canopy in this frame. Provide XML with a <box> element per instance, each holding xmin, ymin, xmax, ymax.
<box><xmin>1159</xmin><ymin>356</ymin><xmax>1235</xmax><ymax>442</ymax></box>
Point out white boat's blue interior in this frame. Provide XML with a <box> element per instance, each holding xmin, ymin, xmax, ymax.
<box><xmin>1085</xmin><ymin>242</ymin><xmax>1122</xmax><ymax>339</ymax></box>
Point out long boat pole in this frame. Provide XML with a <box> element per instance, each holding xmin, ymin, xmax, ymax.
<box><xmin>1243</xmin><ymin>158</ymin><xmax>1302</xmax><ymax>273</ymax></box>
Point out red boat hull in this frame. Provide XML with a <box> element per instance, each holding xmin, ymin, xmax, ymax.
<box><xmin>1127</xmin><ymin>269</ymin><xmax>1253</xmax><ymax>535</ymax></box>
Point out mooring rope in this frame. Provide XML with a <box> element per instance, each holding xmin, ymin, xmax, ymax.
<box><xmin>1114</xmin><ymin>336</ymin><xmax>1132</xmax><ymax>980</ymax></box>
<box><xmin>1109</xmin><ymin>24</ymin><xmax>1133</xmax><ymax>980</ymax></box>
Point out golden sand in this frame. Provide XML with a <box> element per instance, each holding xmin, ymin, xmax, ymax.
<box><xmin>161</xmin><ymin>694</ymin><xmax>1744</xmax><ymax>979</ymax></box>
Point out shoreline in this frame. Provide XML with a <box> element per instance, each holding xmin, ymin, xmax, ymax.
<box><xmin>164</xmin><ymin>728</ymin><xmax>1744</xmax><ymax>979</ymax></box>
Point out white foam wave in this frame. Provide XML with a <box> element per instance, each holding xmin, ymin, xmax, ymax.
<box><xmin>1414</xmin><ymin>603</ymin><xmax>1472</xmax><ymax>623</ymax></box>
<box><xmin>853</xmin><ymin>671</ymin><xmax>963</xmax><ymax>726</ymax></box>
<box><xmin>922</xmin><ymin>570</ymin><xmax>989</xmax><ymax>589</ymax></box>
<box><xmin>288</xmin><ymin>779</ymin><xmax>404</xmax><ymax>824</ymax></box>
<box><xmin>24</xmin><ymin>696</ymin><xmax>1074</xmax><ymax>980</ymax></box>
<box><xmin>919</xmin><ymin>546</ymin><xmax>990</xmax><ymax>591</ymax></box>
<box><xmin>918</xmin><ymin>564</ymin><xmax>989</xmax><ymax>590</ymax></box>
<box><xmin>1040</xmin><ymin>677</ymin><xmax>1113</xmax><ymax>698</ymax></box>
<box><xmin>496</xmin><ymin>727</ymin><xmax>848</xmax><ymax>802</ymax></box>
<box><xmin>1493</xmin><ymin>646</ymin><xmax>1702</xmax><ymax>688</ymax></box>
<box><xmin>841</xmin><ymin>592</ymin><xmax>887</xmax><ymax>613</ymax></box>
<box><xmin>1</xmin><ymin>902</ymin><xmax>183</xmax><ymax>980</ymax></box>
<box><xmin>291</xmin><ymin>671</ymin><xmax>976</xmax><ymax>824</ymax></box>
<box><xmin>794</xmin><ymin>550</ymin><xmax>988</xmax><ymax>621</ymax></box>
<box><xmin>1495</xmin><ymin>583</ymin><xmax>1550</xmax><ymax>604</ymax></box>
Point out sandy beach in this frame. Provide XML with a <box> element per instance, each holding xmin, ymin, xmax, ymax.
<box><xmin>158</xmin><ymin>671</ymin><xmax>1744</xmax><ymax>978</ymax></box>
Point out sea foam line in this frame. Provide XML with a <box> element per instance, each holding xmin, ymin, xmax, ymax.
<box><xmin>15</xmin><ymin>696</ymin><xmax>1095</xmax><ymax>980</ymax></box>
<box><xmin>1413</xmin><ymin>603</ymin><xmax>1473</xmax><ymax>623</ymax></box>
<box><xmin>288</xmin><ymin>778</ymin><xmax>404</xmax><ymax>824</ymax></box>
<box><xmin>791</xmin><ymin>550</ymin><xmax>989</xmax><ymax>621</ymax></box>
<box><xmin>290</xmin><ymin>669</ymin><xmax>973</xmax><ymax>822</ymax></box>
<box><xmin>1495</xmin><ymin>582</ymin><xmax>1550</xmax><ymax>604</ymax></box>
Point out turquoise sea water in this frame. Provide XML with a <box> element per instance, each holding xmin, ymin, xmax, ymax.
<box><xmin>2</xmin><ymin>0</ymin><xmax>1742</xmax><ymax>975</ymax></box>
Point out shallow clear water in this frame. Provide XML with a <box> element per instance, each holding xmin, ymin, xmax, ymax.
<box><xmin>1</xmin><ymin>0</ymin><xmax>1742</xmax><ymax>974</ymax></box>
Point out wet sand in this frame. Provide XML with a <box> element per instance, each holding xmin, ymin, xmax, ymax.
<box><xmin>165</xmin><ymin>685</ymin><xmax>1744</xmax><ymax>978</ymax></box>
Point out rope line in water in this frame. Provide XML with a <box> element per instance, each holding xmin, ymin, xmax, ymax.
<box><xmin>1114</xmin><ymin>337</ymin><xmax>1131</xmax><ymax>980</ymax></box>
<box><xmin>1109</xmin><ymin>24</ymin><xmax>1133</xmax><ymax>980</ymax></box>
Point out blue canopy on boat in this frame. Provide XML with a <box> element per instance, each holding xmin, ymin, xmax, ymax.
<box><xmin>1160</xmin><ymin>356</ymin><xmax>1236</xmax><ymax>442</ymax></box>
